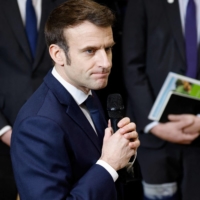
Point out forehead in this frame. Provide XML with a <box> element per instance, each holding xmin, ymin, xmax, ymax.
<box><xmin>64</xmin><ymin>21</ymin><xmax>114</xmax><ymax>47</ymax></box>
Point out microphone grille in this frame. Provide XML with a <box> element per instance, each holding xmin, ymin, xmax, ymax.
<box><xmin>107</xmin><ymin>93</ymin><xmax>124</xmax><ymax>118</ymax></box>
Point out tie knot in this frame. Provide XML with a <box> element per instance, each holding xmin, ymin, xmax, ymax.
<box><xmin>84</xmin><ymin>95</ymin><xmax>98</xmax><ymax>113</ymax></box>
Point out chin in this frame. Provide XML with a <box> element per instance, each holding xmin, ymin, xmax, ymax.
<box><xmin>88</xmin><ymin>79</ymin><xmax>108</xmax><ymax>90</ymax></box>
<box><xmin>92</xmin><ymin>83</ymin><xmax>107</xmax><ymax>90</ymax></box>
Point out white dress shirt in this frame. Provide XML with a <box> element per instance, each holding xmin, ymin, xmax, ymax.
<box><xmin>17</xmin><ymin>0</ymin><xmax>42</xmax><ymax>29</ymax></box>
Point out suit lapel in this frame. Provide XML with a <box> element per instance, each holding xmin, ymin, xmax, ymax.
<box><xmin>2</xmin><ymin>0</ymin><xmax>32</xmax><ymax>62</ymax></box>
<box><xmin>67</xmin><ymin>102</ymin><xmax>102</xmax><ymax>152</ymax></box>
<box><xmin>164</xmin><ymin>0</ymin><xmax>185</xmax><ymax>64</ymax></box>
<box><xmin>44</xmin><ymin>71</ymin><xmax>102</xmax><ymax>153</ymax></box>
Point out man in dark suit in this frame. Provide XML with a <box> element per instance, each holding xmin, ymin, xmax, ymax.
<box><xmin>11</xmin><ymin>0</ymin><xmax>140</xmax><ymax>199</ymax></box>
<box><xmin>0</xmin><ymin>0</ymin><xmax>65</xmax><ymax>199</ymax></box>
<box><xmin>123</xmin><ymin>0</ymin><xmax>200</xmax><ymax>199</ymax></box>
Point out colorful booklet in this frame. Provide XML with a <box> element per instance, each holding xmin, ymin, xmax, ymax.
<box><xmin>148</xmin><ymin>72</ymin><xmax>200</xmax><ymax>122</ymax></box>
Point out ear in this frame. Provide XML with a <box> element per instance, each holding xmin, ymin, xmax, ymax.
<box><xmin>49</xmin><ymin>44</ymin><xmax>65</xmax><ymax>66</ymax></box>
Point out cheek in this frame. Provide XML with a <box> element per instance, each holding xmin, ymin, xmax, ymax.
<box><xmin>82</xmin><ymin>61</ymin><xmax>95</xmax><ymax>74</ymax></box>
<box><xmin>71</xmin><ymin>56</ymin><xmax>96</xmax><ymax>78</ymax></box>
<box><xmin>108</xmin><ymin>54</ymin><xmax>113</xmax><ymax>64</ymax></box>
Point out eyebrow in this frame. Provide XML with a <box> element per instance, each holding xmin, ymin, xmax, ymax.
<box><xmin>80</xmin><ymin>42</ymin><xmax>116</xmax><ymax>51</ymax></box>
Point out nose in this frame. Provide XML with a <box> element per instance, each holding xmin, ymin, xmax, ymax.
<box><xmin>97</xmin><ymin>49</ymin><xmax>112</xmax><ymax>69</ymax></box>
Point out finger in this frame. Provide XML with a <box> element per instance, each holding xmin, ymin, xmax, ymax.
<box><xmin>169</xmin><ymin>115</ymin><xmax>194</xmax><ymax>129</ymax></box>
<box><xmin>169</xmin><ymin>114</ymin><xmax>194</xmax><ymax>124</ymax></box>
<box><xmin>183</xmin><ymin>130</ymin><xmax>199</xmax><ymax>135</ymax></box>
<box><xmin>183</xmin><ymin>117</ymin><xmax>200</xmax><ymax>133</ymax></box>
<box><xmin>181</xmin><ymin>133</ymin><xmax>199</xmax><ymax>143</ymax></box>
<box><xmin>108</xmin><ymin>119</ymin><xmax>111</xmax><ymax>128</ymax></box>
<box><xmin>183</xmin><ymin>126</ymin><xmax>197</xmax><ymax>133</ymax></box>
<box><xmin>118</xmin><ymin>122</ymin><xmax>136</xmax><ymax>135</ymax></box>
<box><xmin>103</xmin><ymin>127</ymin><xmax>113</xmax><ymax>141</ymax></box>
<box><xmin>117</xmin><ymin>117</ymin><xmax>130</xmax><ymax>128</ymax></box>
<box><xmin>124</xmin><ymin>131</ymin><xmax>138</xmax><ymax>140</ymax></box>
<box><xmin>129</xmin><ymin>139</ymin><xmax>140</xmax><ymax>149</ymax></box>
<box><xmin>168</xmin><ymin>114</ymin><xmax>183</xmax><ymax>121</ymax></box>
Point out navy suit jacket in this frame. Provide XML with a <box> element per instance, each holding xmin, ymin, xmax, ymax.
<box><xmin>11</xmin><ymin>70</ymin><xmax>119</xmax><ymax>199</ymax></box>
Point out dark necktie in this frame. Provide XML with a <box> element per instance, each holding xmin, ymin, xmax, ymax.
<box><xmin>185</xmin><ymin>0</ymin><xmax>197</xmax><ymax>78</ymax></box>
<box><xmin>84</xmin><ymin>95</ymin><xmax>106</xmax><ymax>143</ymax></box>
<box><xmin>25</xmin><ymin>0</ymin><xmax>38</xmax><ymax>59</ymax></box>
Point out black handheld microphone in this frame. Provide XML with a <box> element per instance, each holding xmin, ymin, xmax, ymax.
<box><xmin>107</xmin><ymin>93</ymin><xmax>124</xmax><ymax>132</ymax></box>
<box><xmin>107</xmin><ymin>93</ymin><xmax>136</xmax><ymax>183</ymax></box>
<box><xmin>107</xmin><ymin>93</ymin><xmax>137</xmax><ymax>184</ymax></box>
<box><xmin>107</xmin><ymin>93</ymin><xmax>127</xmax><ymax>182</ymax></box>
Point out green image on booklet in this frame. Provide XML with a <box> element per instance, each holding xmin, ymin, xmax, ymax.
<box><xmin>175</xmin><ymin>79</ymin><xmax>200</xmax><ymax>98</ymax></box>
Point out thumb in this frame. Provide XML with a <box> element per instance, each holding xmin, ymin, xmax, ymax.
<box><xmin>108</xmin><ymin>119</ymin><xmax>111</xmax><ymax>128</ymax></box>
<box><xmin>168</xmin><ymin>114</ymin><xmax>183</xmax><ymax>121</ymax></box>
<box><xmin>168</xmin><ymin>114</ymin><xmax>194</xmax><ymax>128</ymax></box>
<box><xmin>182</xmin><ymin>132</ymin><xmax>199</xmax><ymax>143</ymax></box>
<box><xmin>103</xmin><ymin>127</ymin><xmax>113</xmax><ymax>141</ymax></box>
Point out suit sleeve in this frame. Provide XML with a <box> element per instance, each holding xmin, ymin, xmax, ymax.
<box><xmin>11</xmin><ymin>116</ymin><xmax>117</xmax><ymax>200</ymax></box>
<box><xmin>122</xmin><ymin>0</ymin><xmax>154</xmax><ymax>133</ymax></box>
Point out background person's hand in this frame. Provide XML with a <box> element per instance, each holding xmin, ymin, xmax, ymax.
<box><xmin>169</xmin><ymin>114</ymin><xmax>200</xmax><ymax>134</ymax></box>
<box><xmin>1</xmin><ymin>129</ymin><xmax>12</xmax><ymax>146</ymax></box>
<box><xmin>151</xmin><ymin>114</ymin><xmax>199</xmax><ymax>144</ymax></box>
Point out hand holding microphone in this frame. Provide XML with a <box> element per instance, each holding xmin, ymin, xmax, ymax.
<box><xmin>100</xmin><ymin>94</ymin><xmax>140</xmax><ymax>182</ymax></box>
<box><xmin>107</xmin><ymin>93</ymin><xmax>139</xmax><ymax>150</ymax></box>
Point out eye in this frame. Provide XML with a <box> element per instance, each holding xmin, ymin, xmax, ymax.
<box><xmin>105</xmin><ymin>46</ymin><xmax>113</xmax><ymax>52</ymax></box>
<box><xmin>86</xmin><ymin>49</ymin><xmax>95</xmax><ymax>54</ymax></box>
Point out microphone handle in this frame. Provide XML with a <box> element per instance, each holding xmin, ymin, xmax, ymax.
<box><xmin>110</xmin><ymin>118</ymin><xmax>121</xmax><ymax>133</ymax></box>
<box><xmin>111</xmin><ymin>117</ymin><xmax>128</xmax><ymax>183</ymax></box>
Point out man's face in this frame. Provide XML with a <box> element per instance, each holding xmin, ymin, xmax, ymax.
<box><xmin>60</xmin><ymin>21</ymin><xmax>114</xmax><ymax>94</ymax></box>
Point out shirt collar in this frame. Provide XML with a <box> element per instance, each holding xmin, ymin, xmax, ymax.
<box><xmin>51</xmin><ymin>67</ymin><xmax>92</xmax><ymax>105</ymax></box>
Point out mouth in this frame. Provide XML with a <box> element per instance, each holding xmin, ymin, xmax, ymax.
<box><xmin>92</xmin><ymin>71</ymin><xmax>110</xmax><ymax>78</ymax></box>
<box><xmin>93</xmin><ymin>68</ymin><xmax>110</xmax><ymax>74</ymax></box>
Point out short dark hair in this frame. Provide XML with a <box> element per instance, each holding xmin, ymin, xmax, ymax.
<box><xmin>45</xmin><ymin>0</ymin><xmax>115</xmax><ymax>63</ymax></box>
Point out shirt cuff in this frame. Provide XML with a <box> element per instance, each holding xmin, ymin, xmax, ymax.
<box><xmin>96</xmin><ymin>160</ymin><xmax>118</xmax><ymax>182</ymax></box>
<box><xmin>144</xmin><ymin>121</ymin><xmax>159</xmax><ymax>133</ymax></box>
<box><xmin>0</xmin><ymin>125</ymin><xmax>12</xmax><ymax>137</ymax></box>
